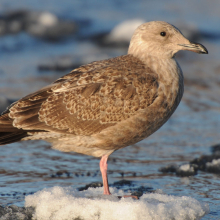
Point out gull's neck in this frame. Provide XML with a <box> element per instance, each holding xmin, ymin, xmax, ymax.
<box><xmin>127</xmin><ymin>37</ymin><xmax>183</xmax><ymax>84</ymax></box>
<box><xmin>128</xmin><ymin>50</ymin><xmax>184</xmax><ymax>107</ymax></box>
<box><xmin>129</xmin><ymin>51</ymin><xmax>180</xmax><ymax>80</ymax></box>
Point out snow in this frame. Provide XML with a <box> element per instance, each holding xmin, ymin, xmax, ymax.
<box><xmin>106</xmin><ymin>19</ymin><xmax>145</xmax><ymax>42</ymax></box>
<box><xmin>38</xmin><ymin>12</ymin><xmax>58</xmax><ymax>27</ymax></box>
<box><xmin>179</xmin><ymin>164</ymin><xmax>195</xmax><ymax>172</ymax></box>
<box><xmin>25</xmin><ymin>186</ymin><xmax>209</xmax><ymax>220</ymax></box>
<box><xmin>207</xmin><ymin>158</ymin><xmax>220</xmax><ymax>166</ymax></box>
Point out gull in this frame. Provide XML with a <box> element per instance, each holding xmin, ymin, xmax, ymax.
<box><xmin>0</xmin><ymin>21</ymin><xmax>208</xmax><ymax>196</ymax></box>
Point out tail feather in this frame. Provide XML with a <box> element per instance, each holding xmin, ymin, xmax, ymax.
<box><xmin>0</xmin><ymin>113</ymin><xmax>28</xmax><ymax>145</ymax></box>
<box><xmin>0</xmin><ymin>131</ymin><xmax>28</xmax><ymax>145</ymax></box>
<box><xmin>0</xmin><ymin>83</ymin><xmax>58</xmax><ymax>145</ymax></box>
<box><xmin>0</xmin><ymin>113</ymin><xmax>17</xmax><ymax>132</ymax></box>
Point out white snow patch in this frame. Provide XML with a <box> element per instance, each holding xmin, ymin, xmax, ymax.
<box><xmin>206</xmin><ymin>158</ymin><xmax>220</xmax><ymax>167</ymax></box>
<box><xmin>25</xmin><ymin>186</ymin><xmax>209</xmax><ymax>220</ymax></box>
<box><xmin>38</xmin><ymin>12</ymin><xmax>58</xmax><ymax>26</ymax></box>
<box><xmin>179</xmin><ymin>164</ymin><xmax>194</xmax><ymax>172</ymax></box>
<box><xmin>107</xmin><ymin>19</ymin><xmax>145</xmax><ymax>42</ymax></box>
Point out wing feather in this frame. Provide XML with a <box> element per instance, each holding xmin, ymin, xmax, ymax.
<box><xmin>1</xmin><ymin>55</ymin><xmax>159</xmax><ymax>139</ymax></box>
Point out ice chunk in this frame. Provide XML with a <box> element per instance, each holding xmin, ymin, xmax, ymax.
<box><xmin>25</xmin><ymin>186</ymin><xmax>209</xmax><ymax>220</ymax></box>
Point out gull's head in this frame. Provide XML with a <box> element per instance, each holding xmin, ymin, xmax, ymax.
<box><xmin>128</xmin><ymin>21</ymin><xmax>208</xmax><ymax>59</ymax></box>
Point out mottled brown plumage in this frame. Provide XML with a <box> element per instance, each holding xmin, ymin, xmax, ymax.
<box><xmin>0</xmin><ymin>21</ymin><xmax>208</xmax><ymax>196</ymax></box>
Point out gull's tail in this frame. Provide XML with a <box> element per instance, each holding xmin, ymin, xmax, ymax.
<box><xmin>0</xmin><ymin>113</ymin><xmax>28</xmax><ymax>145</ymax></box>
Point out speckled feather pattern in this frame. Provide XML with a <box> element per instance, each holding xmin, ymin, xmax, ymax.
<box><xmin>8</xmin><ymin>56</ymin><xmax>155</xmax><ymax>130</ymax></box>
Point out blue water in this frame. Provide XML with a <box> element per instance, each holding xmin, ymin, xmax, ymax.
<box><xmin>0</xmin><ymin>0</ymin><xmax>220</xmax><ymax>219</ymax></box>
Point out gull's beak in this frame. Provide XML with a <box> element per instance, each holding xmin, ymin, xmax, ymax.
<box><xmin>178</xmin><ymin>41</ymin><xmax>208</xmax><ymax>54</ymax></box>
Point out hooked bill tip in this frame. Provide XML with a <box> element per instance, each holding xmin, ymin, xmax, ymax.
<box><xmin>178</xmin><ymin>42</ymin><xmax>208</xmax><ymax>54</ymax></box>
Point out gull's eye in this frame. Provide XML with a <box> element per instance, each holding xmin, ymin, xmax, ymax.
<box><xmin>160</xmin><ymin>32</ymin><xmax>166</xmax><ymax>37</ymax></box>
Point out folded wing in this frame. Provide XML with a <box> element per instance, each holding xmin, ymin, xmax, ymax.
<box><xmin>0</xmin><ymin>55</ymin><xmax>159</xmax><ymax>144</ymax></box>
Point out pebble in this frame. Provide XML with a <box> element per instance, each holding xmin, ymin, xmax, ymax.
<box><xmin>51</xmin><ymin>171</ymin><xmax>71</xmax><ymax>178</ymax></box>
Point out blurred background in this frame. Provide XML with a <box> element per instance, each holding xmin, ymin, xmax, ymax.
<box><xmin>0</xmin><ymin>0</ymin><xmax>220</xmax><ymax>219</ymax></box>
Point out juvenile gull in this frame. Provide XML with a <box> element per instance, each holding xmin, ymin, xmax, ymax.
<box><xmin>0</xmin><ymin>21</ymin><xmax>208</xmax><ymax>196</ymax></box>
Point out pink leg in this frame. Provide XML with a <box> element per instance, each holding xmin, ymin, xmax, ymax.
<box><xmin>99</xmin><ymin>155</ymin><xmax>138</xmax><ymax>199</ymax></box>
<box><xmin>100</xmin><ymin>155</ymin><xmax>111</xmax><ymax>195</ymax></box>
